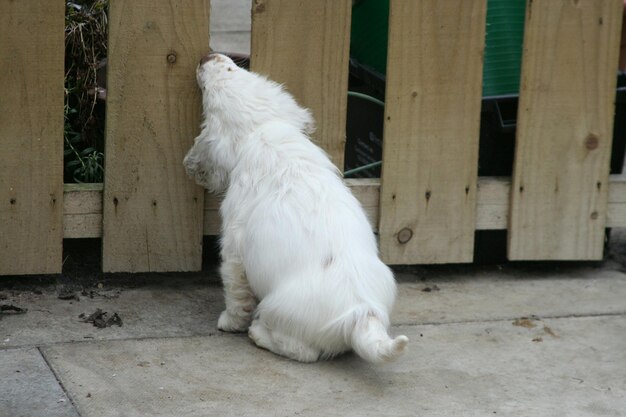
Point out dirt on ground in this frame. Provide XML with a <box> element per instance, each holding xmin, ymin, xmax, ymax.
<box><xmin>79</xmin><ymin>308</ymin><xmax>123</xmax><ymax>328</ymax></box>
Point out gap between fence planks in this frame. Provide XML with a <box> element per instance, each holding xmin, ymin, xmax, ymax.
<box><xmin>508</xmin><ymin>0</ymin><xmax>623</xmax><ymax>260</ymax></box>
<box><xmin>250</xmin><ymin>0</ymin><xmax>352</xmax><ymax>168</ymax></box>
<box><xmin>102</xmin><ymin>0</ymin><xmax>209</xmax><ymax>272</ymax></box>
<box><xmin>0</xmin><ymin>2</ymin><xmax>65</xmax><ymax>275</ymax></box>
<box><xmin>378</xmin><ymin>0</ymin><xmax>487</xmax><ymax>264</ymax></box>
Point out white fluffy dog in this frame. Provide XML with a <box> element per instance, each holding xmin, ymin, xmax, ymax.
<box><xmin>183</xmin><ymin>53</ymin><xmax>408</xmax><ymax>363</ymax></box>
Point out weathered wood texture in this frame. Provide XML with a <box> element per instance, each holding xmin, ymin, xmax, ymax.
<box><xmin>102</xmin><ymin>0</ymin><xmax>209</xmax><ymax>272</ymax></box>
<box><xmin>378</xmin><ymin>0</ymin><xmax>487</xmax><ymax>264</ymax></box>
<box><xmin>346</xmin><ymin>178</ymin><xmax>381</xmax><ymax>231</ymax></box>
<box><xmin>508</xmin><ymin>0</ymin><xmax>623</xmax><ymax>260</ymax></box>
<box><xmin>250</xmin><ymin>0</ymin><xmax>351</xmax><ymax>167</ymax></box>
<box><xmin>64</xmin><ymin>184</ymin><xmax>103</xmax><ymax>239</ymax></box>
<box><xmin>476</xmin><ymin>177</ymin><xmax>511</xmax><ymax>230</ymax></box>
<box><xmin>0</xmin><ymin>2</ymin><xmax>64</xmax><ymax>275</ymax></box>
<box><xmin>607</xmin><ymin>177</ymin><xmax>626</xmax><ymax>227</ymax></box>
<box><xmin>203</xmin><ymin>194</ymin><xmax>221</xmax><ymax>236</ymax></box>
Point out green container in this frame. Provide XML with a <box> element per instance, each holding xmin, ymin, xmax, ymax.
<box><xmin>350</xmin><ymin>0</ymin><xmax>390</xmax><ymax>75</ymax></box>
<box><xmin>483</xmin><ymin>0</ymin><xmax>526</xmax><ymax>96</ymax></box>
<box><xmin>350</xmin><ymin>0</ymin><xmax>527</xmax><ymax>97</ymax></box>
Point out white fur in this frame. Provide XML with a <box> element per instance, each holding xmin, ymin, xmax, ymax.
<box><xmin>184</xmin><ymin>53</ymin><xmax>408</xmax><ymax>363</ymax></box>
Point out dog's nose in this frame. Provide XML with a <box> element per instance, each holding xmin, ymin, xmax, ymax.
<box><xmin>200</xmin><ymin>52</ymin><xmax>218</xmax><ymax>66</ymax></box>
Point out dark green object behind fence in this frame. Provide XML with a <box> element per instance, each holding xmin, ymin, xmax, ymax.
<box><xmin>482</xmin><ymin>0</ymin><xmax>526</xmax><ymax>96</ymax></box>
<box><xmin>350</xmin><ymin>0</ymin><xmax>526</xmax><ymax>97</ymax></box>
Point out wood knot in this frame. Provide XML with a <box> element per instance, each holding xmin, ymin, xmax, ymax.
<box><xmin>254</xmin><ymin>0</ymin><xmax>265</xmax><ymax>13</ymax></box>
<box><xmin>584</xmin><ymin>134</ymin><xmax>599</xmax><ymax>150</ymax></box>
<box><xmin>167</xmin><ymin>53</ymin><xmax>177</xmax><ymax>64</ymax></box>
<box><xmin>9</xmin><ymin>198</ymin><xmax>16</xmax><ymax>205</ymax></box>
<box><xmin>590</xmin><ymin>211</ymin><xmax>599</xmax><ymax>220</ymax></box>
<box><xmin>397</xmin><ymin>228</ymin><xmax>413</xmax><ymax>244</ymax></box>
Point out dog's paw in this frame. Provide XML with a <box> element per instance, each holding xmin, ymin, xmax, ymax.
<box><xmin>217</xmin><ymin>310</ymin><xmax>250</xmax><ymax>333</ymax></box>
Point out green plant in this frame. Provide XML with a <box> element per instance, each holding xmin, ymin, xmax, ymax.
<box><xmin>64</xmin><ymin>0</ymin><xmax>108</xmax><ymax>183</ymax></box>
<box><xmin>64</xmin><ymin>97</ymin><xmax>104</xmax><ymax>183</ymax></box>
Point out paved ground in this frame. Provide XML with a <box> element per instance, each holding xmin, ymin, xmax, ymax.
<box><xmin>2</xmin><ymin>253</ymin><xmax>626</xmax><ymax>416</ymax></box>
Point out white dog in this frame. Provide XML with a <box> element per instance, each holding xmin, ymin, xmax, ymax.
<box><xmin>183</xmin><ymin>53</ymin><xmax>408</xmax><ymax>363</ymax></box>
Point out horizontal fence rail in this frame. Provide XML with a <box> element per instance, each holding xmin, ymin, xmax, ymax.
<box><xmin>1</xmin><ymin>0</ymin><xmax>625</xmax><ymax>275</ymax></box>
<box><xmin>62</xmin><ymin>176</ymin><xmax>626</xmax><ymax>239</ymax></box>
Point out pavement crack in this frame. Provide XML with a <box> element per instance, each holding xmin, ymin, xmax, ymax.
<box><xmin>1</xmin><ymin>331</ymin><xmax>230</xmax><ymax>352</ymax></box>
<box><xmin>37</xmin><ymin>346</ymin><xmax>85</xmax><ymax>417</ymax></box>
<box><xmin>391</xmin><ymin>311</ymin><xmax>626</xmax><ymax>328</ymax></box>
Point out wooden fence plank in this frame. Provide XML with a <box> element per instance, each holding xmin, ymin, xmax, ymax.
<box><xmin>378</xmin><ymin>0</ymin><xmax>487</xmax><ymax>264</ymax></box>
<box><xmin>102</xmin><ymin>0</ymin><xmax>209</xmax><ymax>272</ymax></box>
<box><xmin>508</xmin><ymin>0</ymin><xmax>623</xmax><ymax>260</ymax></box>
<box><xmin>250</xmin><ymin>0</ymin><xmax>351</xmax><ymax>167</ymax></box>
<box><xmin>0</xmin><ymin>2</ymin><xmax>64</xmax><ymax>275</ymax></box>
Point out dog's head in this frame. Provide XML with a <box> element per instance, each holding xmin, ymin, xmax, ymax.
<box><xmin>195</xmin><ymin>52</ymin><xmax>315</xmax><ymax>136</ymax></box>
<box><xmin>184</xmin><ymin>52</ymin><xmax>317</xmax><ymax>193</ymax></box>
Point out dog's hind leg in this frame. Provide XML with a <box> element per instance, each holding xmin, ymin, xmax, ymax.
<box><xmin>248</xmin><ymin>318</ymin><xmax>321</xmax><ymax>363</ymax></box>
<box><xmin>217</xmin><ymin>260</ymin><xmax>256</xmax><ymax>332</ymax></box>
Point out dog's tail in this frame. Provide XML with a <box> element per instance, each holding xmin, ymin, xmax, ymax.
<box><xmin>350</xmin><ymin>311</ymin><xmax>408</xmax><ymax>364</ymax></box>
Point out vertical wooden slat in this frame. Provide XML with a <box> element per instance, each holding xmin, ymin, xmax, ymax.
<box><xmin>508</xmin><ymin>0</ymin><xmax>623</xmax><ymax>260</ymax></box>
<box><xmin>0</xmin><ymin>2</ymin><xmax>64</xmax><ymax>275</ymax></box>
<box><xmin>378</xmin><ymin>0</ymin><xmax>487</xmax><ymax>264</ymax></box>
<box><xmin>250</xmin><ymin>0</ymin><xmax>351</xmax><ymax>167</ymax></box>
<box><xmin>102</xmin><ymin>0</ymin><xmax>209</xmax><ymax>272</ymax></box>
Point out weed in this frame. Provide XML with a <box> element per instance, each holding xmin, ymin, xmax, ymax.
<box><xmin>64</xmin><ymin>0</ymin><xmax>108</xmax><ymax>183</ymax></box>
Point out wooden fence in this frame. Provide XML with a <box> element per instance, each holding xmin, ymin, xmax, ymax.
<box><xmin>0</xmin><ymin>0</ymin><xmax>624</xmax><ymax>275</ymax></box>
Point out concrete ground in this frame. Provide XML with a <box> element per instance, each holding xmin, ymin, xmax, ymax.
<box><xmin>2</xmin><ymin>242</ymin><xmax>626</xmax><ymax>417</ymax></box>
